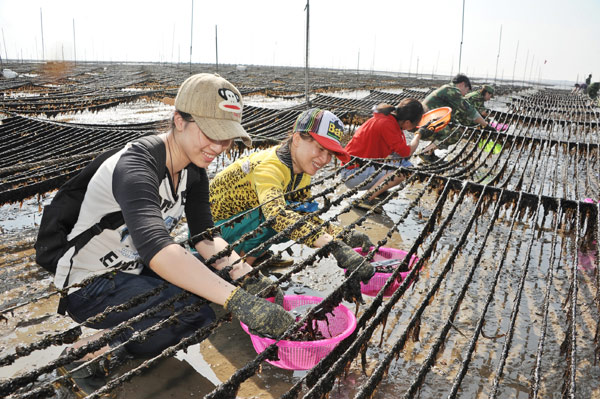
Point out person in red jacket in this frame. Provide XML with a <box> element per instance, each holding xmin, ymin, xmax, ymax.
<box><xmin>342</xmin><ymin>98</ymin><xmax>424</xmax><ymax>211</ymax></box>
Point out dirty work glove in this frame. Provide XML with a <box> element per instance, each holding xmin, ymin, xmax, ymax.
<box><xmin>419</xmin><ymin>120</ymin><xmax>435</xmax><ymax>131</ymax></box>
<box><xmin>417</xmin><ymin>125</ymin><xmax>436</xmax><ymax>140</ymax></box>
<box><xmin>330</xmin><ymin>241</ymin><xmax>375</xmax><ymax>304</ymax></box>
<box><xmin>482</xmin><ymin>124</ymin><xmax>497</xmax><ymax>132</ymax></box>
<box><xmin>343</xmin><ymin>231</ymin><xmax>374</xmax><ymax>253</ymax></box>
<box><xmin>224</xmin><ymin>287</ymin><xmax>294</xmax><ymax>338</ymax></box>
<box><xmin>239</xmin><ymin>272</ymin><xmax>284</xmax><ymax>306</ymax></box>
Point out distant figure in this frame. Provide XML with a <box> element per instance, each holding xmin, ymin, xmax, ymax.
<box><xmin>418</xmin><ymin>74</ymin><xmax>494</xmax><ymax>163</ymax></box>
<box><xmin>581</xmin><ymin>74</ymin><xmax>593</xmax><ymax>94</ymax></box>
<box><xmin>572</xmin><ymin>83</ymin><xmax>581</xmax><ymax>94</ymax></box>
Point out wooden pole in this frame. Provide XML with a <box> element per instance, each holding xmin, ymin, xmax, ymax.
<box><xmin>493</xmin><ymin>25</ymin><xmax>502</xmax><ymax>84</ymax></box>
<box><xmin>371</xmin><ymin>35</ymin><xmax>376</xmax><ymax>75</ymax></box>
<box><xmin>304</xmin><ymin>0</ymin><xmax>310</xmax><ymax>106</ymax></box>
<box><xmin>72</xmin><ymin>19</ymin><xmax>76</xmax><ymax>64</ymax></box>
<box><xmin>171</xmin><ymin>23</ymin><xmax>175</xmax><ymax>63</ymax></box>
<box><xmin>189</xmin><ymin>0</ymin><xmax>193</xmax><ymax>74</ymax></box>
<box><xmin>458</xmin><ymin>0</ymin><xmax>465</xmax><ymax>73</ymax></box>
<box><xmin>356</xmin><ymin>49</ymin><xmax>360</xmax><ymax>82</ymax></box>
<box><xmin>522</xmin><ymin>49</ymin><xmax>529</xmax><ymax>87</ymax></box>
<box><xmin>408</xmin><ymin>44</ymin><xmax>413</xmax><ymax>77</ymax></box>
<box><xmin>40</xmin><ymin>8</ymin><xmax>45</xmax><ymax>61</ymax></box>
<box><xmin>1</xmin><ymin>28</ymin><xmax>7</xmax><ymax>64</ymax></box>
<box><xmin>512</xmin><ymin>40</ymin><xmax>519</xmax><ymax>86</ymax></box>
<box><xmin>529</xmin><ymin>55</ymin><xmax>535</xmax><ymax>85</ymax></box>
<box><xmin>416</xmin><ymin>57</ymin><xmax>419</xmax><ymax>79</ymax></box>
<box><xmin>215</xmin><ymin>25</ymin><xmax>219</xmax><ymax>73</ymax></box>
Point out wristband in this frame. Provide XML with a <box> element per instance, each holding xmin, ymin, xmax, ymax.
<box><xmin>224</xmin><ymin>287</ymin><xmax>240</xmax><ymax>309</ymax></box>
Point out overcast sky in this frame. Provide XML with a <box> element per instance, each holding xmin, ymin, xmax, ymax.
<box><xmin>0</xmin><ymin>0</ymin><xmax>598</xmax><ymax>84</ymax></box>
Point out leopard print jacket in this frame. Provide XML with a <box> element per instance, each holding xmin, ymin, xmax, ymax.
<box><xmin>209</xmin><ymin>144</ymin><xmax>342</xmax><ymax>247</ymax></box>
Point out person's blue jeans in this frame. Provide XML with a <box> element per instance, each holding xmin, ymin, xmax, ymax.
<box><xmin>343</xmin><ymin>156</ymin><xmax>413</xmax><ymax>190</ymax></box>
<box><xmin>66</xmin><ymin>266</ymin><xmax>216</xmax><ymax>357</ymax></box>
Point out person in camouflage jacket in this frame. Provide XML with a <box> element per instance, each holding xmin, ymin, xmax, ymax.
<box><xmin>455</xmin><ymin>84</ymin><xmax>494</xmax><ymax>125</ymax></box>
<box><xmin>418</xmin><ymin>74</ymin><xmax>493</xmax><ymax>162</ymax></box>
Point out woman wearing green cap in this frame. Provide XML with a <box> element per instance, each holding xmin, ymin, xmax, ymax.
<box><xmin>457</xmin><ymin>84</ymin><xmax>507</xmax><ymax>134</ymax></box>
<box><xmin>463</xmin><ymin>84</ymin><xmax>494</xmax><ymax>119</ymax></box>
<box><xmin>209</xmin><ymin>108</ymin><xmax>375</xmax><ymax>303</ymax></box>
<box><xmin>42</xmin><ymin>73</ymin><xmax>294</xmax><ymax>396</ymax></box>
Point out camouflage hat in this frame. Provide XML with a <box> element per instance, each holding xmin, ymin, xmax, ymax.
<box><xmin>482</xmin><ymin>84</ymin><xmax>495</xmax><ymax>95</ymax></box>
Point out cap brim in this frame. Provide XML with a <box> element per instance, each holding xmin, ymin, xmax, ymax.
<box><xmin>192</xmin><ymin>115</ymin><xmax>252</xmax><ymax>148</ymax></box>
<box><xmin>309</xmin><ymin>132</ymin><xmax>351</xmax><ymax>163</ymax></box>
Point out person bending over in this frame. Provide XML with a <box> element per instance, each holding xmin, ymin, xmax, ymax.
<box><xmin>342</xmin><ymin>98</ymin><xmax>425</xmax><ymax>210</ymax></box>
<box><xmin>209</xmin><ymin>108</ymin><xmax>375</xmax><ymax>304</ymax></box>
<box><xmin>44</xmin><ymin>74</ymin><xmax>293</xmax><ymax>396</ymax></box>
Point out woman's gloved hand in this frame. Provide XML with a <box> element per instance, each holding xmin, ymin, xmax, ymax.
<box><xmin>417</xmin><ymin>120</ymin><xmax>436</xmax><ymax>140</ymax></box>
<box><xmin>224</xmin><ymin>287</ymin><xmax>294</xmax><ymax>338</ymax></box>
<box><xmin>343</xmin><ymin>231</ymin><xmax>374</xmax><ymax>252</ymax></box>
<box><xmin>239</xmin><ymin>272</ymin><xmax>284</xmax><ymax>306</ymax></box>
<box><xmin>330</xmin><ymin>241</ymin><xmax>375</xmax><ymax>304</ymax></box>
<box><xmin>419</xmin><ymin>119</ymin><xmax>435</xmax><ymax>131</ymax></box>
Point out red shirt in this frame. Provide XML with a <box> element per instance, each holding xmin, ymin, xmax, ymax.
<box><xmin>344</xmin><ymin>113</ymin><xmax>410</xmax><ymax>164</ymax></box>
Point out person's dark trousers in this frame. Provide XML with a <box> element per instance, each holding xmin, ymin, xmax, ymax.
<box><xmin>66</xmin><ymin>267</ymin><xmax>216</xmax><ymax>357</ymax></box>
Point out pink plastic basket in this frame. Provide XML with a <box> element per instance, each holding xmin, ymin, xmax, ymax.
<box><xmin>489</xmin><ymin>121</ymin><xmax>509</xmax><ymax>132</ymax></box>
<box><xmin>239</xmin><ymin>295</ymin><xmax>356</xmax><ymax>370</ymax></box>
<box><xmin>353</xmin><ymin>247</ymin><xmax>420</xmax><ymax>297</ymax></box>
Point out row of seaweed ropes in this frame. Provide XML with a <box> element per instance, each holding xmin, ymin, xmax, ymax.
<box><xmin>510</xmin><ymin>97</ymin><xmax>600</xmax><ymax>119</ymax></box>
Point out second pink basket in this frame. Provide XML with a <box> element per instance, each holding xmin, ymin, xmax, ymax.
<box><xmin>353</xmin><ymin>247</ymin><xmax>420</xmax><ymax>297</ymax></box>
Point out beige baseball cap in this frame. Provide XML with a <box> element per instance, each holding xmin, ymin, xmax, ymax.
<box><xmin>175</xmin><ymin>73</ymin><xmax>252</xmax><ymax>147</ymax></box>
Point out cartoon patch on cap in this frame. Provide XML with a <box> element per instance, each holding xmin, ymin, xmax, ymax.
<box><xmin>218</xmin><ymin>88</ymin><xmax>242</xmax><ymax>117</ymax></box>
<box><xmin>327</xmin><ymin>119</ymin><xmax>344</xmax><ymax>143</ymax></box>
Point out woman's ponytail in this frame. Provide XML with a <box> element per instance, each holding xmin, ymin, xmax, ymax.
<box><xmin>393</xmin><ymin>98</ymin><xmax>424</xmax><ymax>125</ymax></box>
<box><xmin>374</xmin><ymin>103</ymin><xmax>396</xmax><ymax>116</ymax></box>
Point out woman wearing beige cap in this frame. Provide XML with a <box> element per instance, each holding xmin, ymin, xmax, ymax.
<box><xmin>210</xmin><ymin>108</ymin><xmax>375</xmax><ymax>305</ymax></box>
<box><xmin>40</xmin><ymin>73</ymin><xmax>293</xmax><ymax>396</ymax></box>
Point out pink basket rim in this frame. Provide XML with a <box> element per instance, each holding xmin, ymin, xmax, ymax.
<box><xmin>240</xmin><ymin>295</ymin><xmax>357</xmax><ymax>348</ymax></box>
<box><xmin>351</xmin><ymin>246</ymin><xmax>419</xmax><ymax>276</ymax></box>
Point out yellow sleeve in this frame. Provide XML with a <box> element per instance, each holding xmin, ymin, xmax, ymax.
<box><xmin>252</xmin><ymin>161</ymin><xmax>330</xmax><ymax>247</ymax></box>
